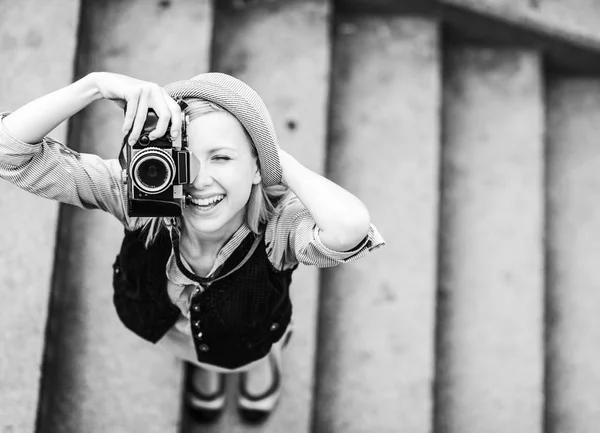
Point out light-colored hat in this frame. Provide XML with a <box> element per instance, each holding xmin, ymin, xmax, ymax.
<box><xmin>164</xmin><ymin>73</ymin><xmax>282</xmax><ymax>187</ymax></box>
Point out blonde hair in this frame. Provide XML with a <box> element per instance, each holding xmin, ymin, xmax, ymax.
<box><xmin>139</xmin><ymin>99</ymin><xmax>289</xmax><ymax>247</ymax></box>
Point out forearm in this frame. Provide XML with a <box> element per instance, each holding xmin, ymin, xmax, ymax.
<box><xmin>280</xmin><ymin>150</ymin><xmax>371</xmax><ymax>251</ymax></box>
<box><xmin>3</xmin><ymin>73</ymin><xmax>102</xmax><ymax>144</ymax></box>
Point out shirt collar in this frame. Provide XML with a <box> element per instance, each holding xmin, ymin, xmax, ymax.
<box><xmin>166</xmin><ymin>222</ymin><xmax>252</xmax><ymax>288</ymax></box>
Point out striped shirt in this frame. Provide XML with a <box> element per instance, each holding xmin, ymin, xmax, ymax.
<box><xmin>0</xmin><ymin>112</ymin><xmax>385</xmax><ymax>370</ymax></box>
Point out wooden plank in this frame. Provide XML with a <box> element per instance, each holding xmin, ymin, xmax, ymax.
<box><xmin>184</xmin><ymin>0</ymin><xmax>330</xmax><ymax>432</ymax></box>
<box><xmin>314</xmin><ymin>16</ymin><xmax>439</xmax><ymax>433</ymax></box>
<box><xmin>35</xmin><ymin>1</ymin><xmax>213</xmax><ymax>432</ymax></box>
<box><xmin>0</xmin><ymin>2</ymin><xmax>80</xmax><ymax>432</ymax></box>
<box><xmin>546</xmin><ymin>78</ymin><xmax>600</xmax><ymax>433</ymax></box>
<box><xmin>435</xmin><ymin>48</ymin><xmax>544</xmax><ymax>433</ymax></box>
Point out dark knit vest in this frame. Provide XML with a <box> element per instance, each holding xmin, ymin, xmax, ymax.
<box><xmin>111</xmin><ymin>227</ymin><xmax>295</xmax><ymax>369</ymax></box>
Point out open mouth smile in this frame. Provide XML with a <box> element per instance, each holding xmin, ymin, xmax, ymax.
<box><xmin>188</xmin><ymin>194</ymin><xmax>225</xmax><ymax>212</ymax></box>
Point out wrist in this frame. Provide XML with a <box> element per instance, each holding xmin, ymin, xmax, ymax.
<box><xmin>80</xmin><ymin>72</ymin><xmax>105</xmax><ymax>103</ymax></box>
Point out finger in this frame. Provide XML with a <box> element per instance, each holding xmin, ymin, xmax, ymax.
<box><xmin>113</xmin><ymin>99</ymin><xmax>126</xmax><ymax>110</ymax></box>
<box><xmin>122</xmin><ymin>89</ymin><xmax>141</xmax><ymax>136</ymax></box>
<box><xmin>128</xmin><ymin>88</ymin><xmax>150</xmax><ymax>145</ymax></box>
<box><xmin>148</xmin><ymin>86</ymin><xmax>172</xmax><ymax>140</ymax></box>
<box><xmin>162</xmin><ymin>88</ymin><xmax>182</xmax><ymax>139</ymax></box>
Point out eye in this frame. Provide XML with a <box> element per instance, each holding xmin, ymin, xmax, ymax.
<box><xmin>212</xmin><ymin>155</ymin><xmax>231</xmax><ymax>161</ymax></box>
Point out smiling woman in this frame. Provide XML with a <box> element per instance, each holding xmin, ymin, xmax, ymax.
<box><xmin>139</xmin><ymin>99</ymin><xmax>290</xmax><ymax>248</ymax></box>
<box><xmin>0</xmin><ymin>71</ymin><xmax>385</xmax><ymax>423</ymax></box>
<box><xmin>182</xmin><ymin>109</ymin><xmax>260</xmax><ymax>240</ymax></box>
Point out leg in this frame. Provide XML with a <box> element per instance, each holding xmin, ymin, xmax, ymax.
<box><xmin>187</xmin><ymin>363</ymin><xmax>227</xmax><ymax>422</ymax></box>
<box><xmin>238</xmin><ymin>325</ymin><xmax>292</xmax><ymax>422</ymax></box>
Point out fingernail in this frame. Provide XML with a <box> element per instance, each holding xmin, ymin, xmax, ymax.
<box><xmin>128</xmin><ymin>139</ymin><xmax>136</xmax><ymax>146</ymax></box>
<box><xmin>171</xmin><ymin>130</ymin><xmax>179</xmax><ymax>138</ymax></box>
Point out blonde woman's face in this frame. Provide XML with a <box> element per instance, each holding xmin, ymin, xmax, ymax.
<box><xmin>182</xmin><ymin>111</ymin><xmax>260</xmax><ymax>237</ymax></box>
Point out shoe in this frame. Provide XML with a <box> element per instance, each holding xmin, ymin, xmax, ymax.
<box><xmin>237</xmin><ymin>329</ymin><xmax>293</xmax><ymax>423</ymax></box>
<box><xmin>186</xmin><ymin>364</ymin><xmax>227</xmax><ymax>422</ymax></box>
<box><xmin>238</xmin><ymin>352</ymin><xmax>281</xmax><ymax>423</ymax></box>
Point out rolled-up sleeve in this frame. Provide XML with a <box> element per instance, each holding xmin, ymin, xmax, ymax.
<box><xmin>266</xmin><ymin>194</ymin><xmax>385</xmax><ymax>270</ymax></box>
<box><xmin>0</xmin><ymin>112</ymin><xmax>129</xmax><ymax>225</ymax></box>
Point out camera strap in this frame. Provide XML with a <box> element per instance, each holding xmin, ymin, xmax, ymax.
<box><xmin>168</xmin><ymin>220</ymin><xmax>263</xmax><ymax>287</ymax></box>
<box><xmin>118</xmin><ymin>138</ymin><xmax>127</xmax><ymax>170</ymax></box>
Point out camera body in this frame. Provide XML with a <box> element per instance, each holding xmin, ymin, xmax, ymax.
<box><xmin>121</xmin><ymin>110</ymin><xmax>192</xmax><ymax>217</ymax></box>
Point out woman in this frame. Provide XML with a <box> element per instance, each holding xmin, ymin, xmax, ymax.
<box><xmin>0</xmin><ymin>71</ymin><xmax>385</xmax><ymax>422</ymax></box>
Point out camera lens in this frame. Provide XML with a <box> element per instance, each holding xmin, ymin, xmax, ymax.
<box><xmin>130</xmin><ymin>148</ymin><xmax>175</xmax><ymax>194</ymax></box>
<box><xmin>138</xmin><ymin>159</ymin><xmax>167</xmax><ymax>186</ymax></box>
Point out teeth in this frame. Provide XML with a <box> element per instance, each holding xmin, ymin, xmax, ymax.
<box><xmin>191</xmin><ymin>194</ymin><xmax>224</xmax><ymax>206</ymax></box>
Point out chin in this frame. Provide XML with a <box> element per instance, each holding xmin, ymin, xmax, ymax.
<box><xmin>182</xmin><ymin>205</ymin><xmax>246</xmax><ymax>236</ymax></box>
<box><xmin>182</xmin><ymin>213</ymin><xmax>225</xmax><ymax>233</ymax></box>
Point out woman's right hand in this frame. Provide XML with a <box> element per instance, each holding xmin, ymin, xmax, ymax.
<box><xmin>92</xmin><ymin>72</ymin><xmax>182</xmax><ymax>145</ymax></box>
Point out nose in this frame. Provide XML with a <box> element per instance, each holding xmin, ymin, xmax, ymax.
<box><xmin>190</xmin><ymin>163</ymin><xmax>214</xmax><ymax>189</ymax></box>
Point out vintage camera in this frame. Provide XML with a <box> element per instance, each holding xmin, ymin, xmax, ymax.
<box><xmin>119</xmin><ymin>108</ymin><xmax>197</xmax><ymax>217</ymax></box>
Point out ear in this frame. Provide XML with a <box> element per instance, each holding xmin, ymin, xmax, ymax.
<box><xmin>252</xmin><ymin>167</ymin><xmax>262</xmax><ymax>185</ymax></box>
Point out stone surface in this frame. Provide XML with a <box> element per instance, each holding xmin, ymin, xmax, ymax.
<box><xmin>536</xmin><ymin>0</ymin><xmax>600</xmax><ymax>39</ymax></box>
<box><xmin>314</xmin><ymin>16</ymin><xmax>439</xmax><ymax>433</ymax></box>
<box><xmin>546</xmin><ymin>79</ymin><xmax>600</xmax><ymax>433</ymax></box>
<box><xmin>435</xmin><ymin>48</ymin><xmax>544</xmax><ymax>433</ymax></box>
<box><xmin>447</xmin><ymin>0</ymin><xmax>600</xmax><ymax>40</ymax></box>
<box><xmin>445</xmin><ymin>0</ymin><xmax>530</xmax><ymax>10</ymax></box>
<box><xmin>0</xmin><ymin>1</ymin><xmax>80</xmax><ymax>432</ymax></box>
<box><xmin>35</xmin><ymin>1</ymin><xmax>212</xmax><ymax>432</ymax></box>
<box><xmin>184</xmin><ymin>1</ymin><xmax>330</xmax><ymax>431</ymax></box>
